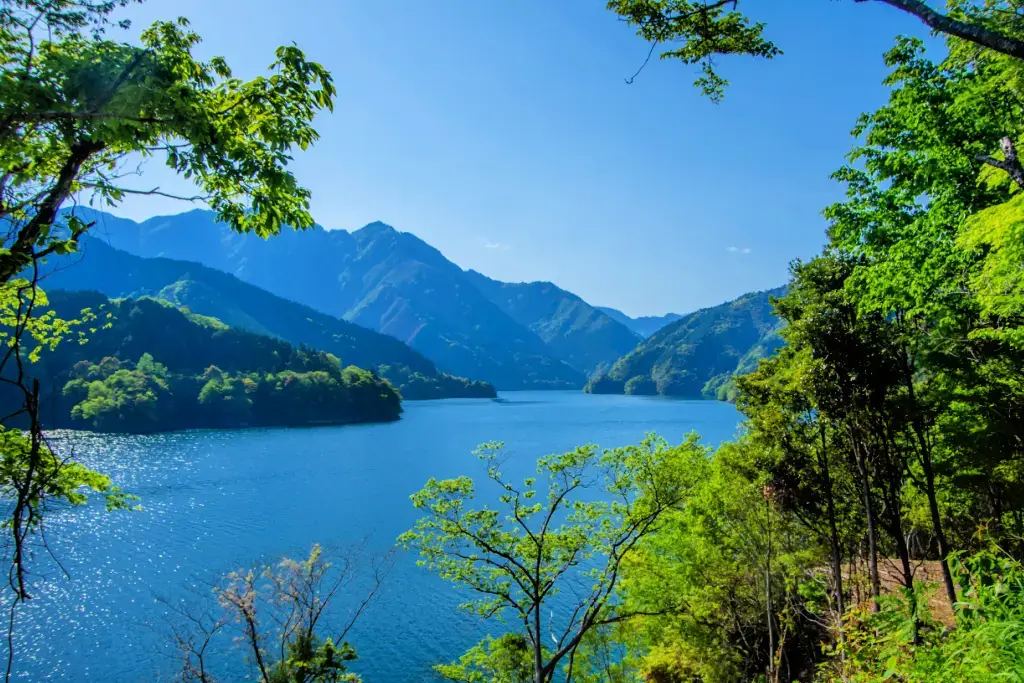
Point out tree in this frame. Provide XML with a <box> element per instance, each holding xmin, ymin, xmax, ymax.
<box><xmin>400</xmin><ymin>436</ymin><xmax>709</xmax><ymax>683</ymax></box>
<box><xmin>167</xmin><ymin>543</ymin><xmax>393</xmax><ymax>683</ymax></box>
<box><xmin>0</xmin><ymin>0</ymin><xmax>335</xmax><ymax>283</ymax></box>
<box><xmin>608</xmin><ymin>0</ymin><xmax>1024</xmax><ymax>100</ymax></box>
<box><xmin>0</xmin><ymin>278</ymin><xmax>136</xmax><ymax>681</ymax></box>
<box><xmin>0</xmin><ymin>0</ymin><xmax>334</xmax><ymax>676</ymax></box>
<box><xmin>737</xmin><ymin>344</ymin><xmax>859</xmax><ymax>636</ymax></box>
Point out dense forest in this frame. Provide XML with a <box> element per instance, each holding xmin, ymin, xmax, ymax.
<box><xmin>42</xmin><ymin>236</ymin><xmax>496</xmax><ymax>400</ymax></box>
<box><xmin>1</xmin><ymin>291</ymin><xmax>403</xmax><ymax>432</ymax></box>
<box><xmin>585</xmin><ymin>287</ymin><xmax>785</xmax><ymax>399</ymax></box>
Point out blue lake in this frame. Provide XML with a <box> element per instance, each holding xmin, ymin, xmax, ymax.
<box><xmin>7</xmin><ymin>391</ymin><xmax>741</xmax><ymax>681</ymax></box>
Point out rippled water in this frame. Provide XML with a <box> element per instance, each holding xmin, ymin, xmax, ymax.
<box><xmin>5</xmin><ymin>391</ymin><xmax>741</xmax><ymax>681</ymax></box>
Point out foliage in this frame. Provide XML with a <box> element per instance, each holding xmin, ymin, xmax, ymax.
<box><xmin>401</xmin><ymin>435</ymin><xmax>709</xmax><ymax>683</ymax></box>
<box><xmin>828</xmin><ymin>550</ymin><xmax>1024</xmax><ymax>682</ymax></box>
<box><xmin>608</xmin><ymin>0</ymin><xmax>1024</xmax><ymax>100</ymax></box>
<box><xmin>171</xmin><ymin>543</ymin><xmax>392</xmax><ymax>683</ymax></box>
<box><xmin>0</xmin><ymin>277</ymin><xmax>136</xmax><ymax>610</ymax></box>
<box><xmin>0</xmin><ymin>0</ymin><xmax>335</xmax><ymax>283</ymax></box>
<box><xmin>569</xmin><ymin>10</ymin><xmax>1024</xmax><ymax>682</ymax></box>
<box><xmin>10</xmin><ymin>292</ymin><xmax>403</xmax><ymax>432</ymax></box>
<box><xmin>434</xmin><ymin>633</ymin><xmax>536</xmax><ymax>683</ymax></box>
<box><xmin>417</xmin><ymin>8</ymin><xmax>1024</xmax><ymax>682</ymax></box>
<box><xmin>609</xmin><ymin>0</ymin><xmax>780</xmax><ymax>101</ymax></box>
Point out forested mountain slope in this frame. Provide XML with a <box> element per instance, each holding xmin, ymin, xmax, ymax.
<box><xmin>586</xmin><ymin>287</ymin><xmax>786</xmax><ymax>398</ymax></box>
<box><xmin>3</xmin><ymin>291</ymin><xmax>403</xmax><ymax>432</ymax></box>
<box><xmin>463</xmin><ymin>270</ymin><xmax>640</xmax><ymax>375</ymax></box>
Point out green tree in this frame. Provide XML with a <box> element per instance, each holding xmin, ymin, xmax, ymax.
<box><xmin>434</xmin><ymin>633</ymin><xmax>537</xmax><ymax>683</ymax></box>
<box><xmin>400</xmin><ymin>436</ymin><xmax>708</xmax><ymax>683</ymax></box>
<box><xmin>609</xmin><ymin>0</ymin><xmax>1024</xmax><ymax>100</ymax></box>
<box><xmin>0</xmin><ymin>0</ymin><xmax>334</xmax><ymax>675</ymax></box>
<box><xmin>0</xmin><ymin>0</ymin><xmax>335</xmax><ymax>282</ymax></box>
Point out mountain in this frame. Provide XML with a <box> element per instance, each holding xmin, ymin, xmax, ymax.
<box><xmin>75</xmin><ymin>208</ymin><xmax>584</xmax><ymax>390</ymax></box>
<box><xmin>585</xmin><ymin>287</ymin><xmax>787</xmax><ymax>398</ymax></box>
<box><xmin>39</xmin><ymin>237</ymin><xmax>495</xmax><ymax>400</ymax></box>
<box><xmin>596</xmin><ymin>307</ymin><xmax>684</xmax><ymax>338</ymax></box>
<box><xmin>5</xmin><ymin>291</ymin><xmax>403</xmax><ymax>433</ymax></box>
<box><xmin>463</xmin><ymin>270</ymin><xmax>640</xmax><ymax>375</ymax></box>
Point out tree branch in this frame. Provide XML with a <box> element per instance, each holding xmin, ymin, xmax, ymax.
<box><xmin>976</xmin><ymin>136</ymin><xmax>1024</xmax><ymax>189</ymax></box>
<box><xmin>865</xmin><ymin>0</ymin><xmax>1024</xmax><ymax>60</ymax></box>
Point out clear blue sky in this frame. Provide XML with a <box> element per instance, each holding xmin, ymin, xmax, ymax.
<box><xmin>107</xmin><ymin>0</ymin><xmax>932</xmax><ymax>317</ymax></box>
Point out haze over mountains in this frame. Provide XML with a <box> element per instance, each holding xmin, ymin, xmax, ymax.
<box><xmin>51</xmin><ymin>208</ymin><xmax>785</xmax><ymax>396</ymax></box>
<box><xmin>596</xmin><ymin>307</ymin><xmax>683</xmax><ymax>338</ymax></box>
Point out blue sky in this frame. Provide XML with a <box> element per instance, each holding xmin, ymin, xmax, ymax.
<box><xmin>107</xmin><ymin>0</ymin><xmax>932</xmax><ymax>316</ymax></box>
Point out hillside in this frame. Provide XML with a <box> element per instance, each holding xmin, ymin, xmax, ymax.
<box><xmin>596</xmin><ymin>307</ymin><xmax>683</xmax><ymax>338</ymax></box>
<box><xmin>463</xmin><ymin>270</ymin><xmax>640</xmax><ymax>375</ymax></box>
<box><xmin>5</xmin><ymin>292</ymin><xmax>403</xmax><ymax>433</ymax></box>
<box><xmin>39</xmin><ymin>237</ymin><xmax>495</xmax><ymax>400</ymax></box>
<box><xmin>586</xmin><ymin>287</ymin><xmax>786</xmax><ymax>398</ymax></box>
<box><xmin>73</xmin><ymin>208</ymin><xmax>584</xmax><ymax>390</ymax></box>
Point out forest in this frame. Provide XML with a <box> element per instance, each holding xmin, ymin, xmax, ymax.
<box><xmin>0</xmin><ymin>290</ymin><xmax>403</xmax><ymax>431</ymax></box>
<box><xmin>2</xmin><ymin>0</ymin><xmax>1024</xmax><ymax>681</ymax></box>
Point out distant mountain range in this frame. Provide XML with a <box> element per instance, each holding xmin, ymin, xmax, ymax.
<box><xmin>586</xmin><ymin>287</ymin><xmax>787</xmax><ymax>399</ymax></box>
<box><xmin>50</xmin><ymin>208</ymin><xmax>786</xmax><ymax>397</ymax></box>
<box><xmin>39</xmin><ymin>236</ymin><xmax>494</xmax><ymax>400</ymax></box>
<box><xmin>596</xmin><ymin>307</ymin><xmax>683</xmax><ymax>338</ymax></box>
<box><xmin>67</xmin><ymin>208</ymin><xmax>639</xmax><ymax>388</ymax></box>
<box><xmin>463</xmin><ymin>271</ymin><xmax>640</xmax><ymax>375</ymax></box>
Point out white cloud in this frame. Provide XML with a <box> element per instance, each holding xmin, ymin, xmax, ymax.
<box><xmin>726</xmin><ymin>246</ymin><xmax>752</xmax><ymax>254</ymax></box>
<box><xmin>484</xmin><ymin>241</ymin><xmax>511</xmax><ymax>251</ymax></box>
<box><xmin>726</xmin><ymin>246</ymin><xmax>739</xmax><ymax>253</ymax></box>
<box><xmin>742</xmin><ymin>247</ymin><xmax>752</xmax><ymax>254</ymax></box>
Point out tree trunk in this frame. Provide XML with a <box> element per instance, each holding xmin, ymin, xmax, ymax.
<box><xmin>533</xmin><ymin>603</ymin><xmax>543</xmax><ymax>683</ymax></box>
<box><xmin>765</xmin><ymin>494</ymin><xmax>774</xmax><ymax>679</ymax></box>
<box><xmin>921</xmin><ymin>448</ymin><xmax>957</xmax><ymax>609</ymax></box>
<box><xmin>0</xmin><ymin>140</ymin><xmax>102</xmax><ymax>283</ymax></box>
<box><xmin>898</xmin><ymin>346</ymin><xmax>958</xmax><ymax>610</ymax></box>
<box><xmin>851</xmin><ymin>431</ymin><xmax>881</xmax><ymax>610</ymax></box>
<box><xmin>820</xmin><ymin>425</ymin><xmax>846</xmax><ymax>638</ymax></box>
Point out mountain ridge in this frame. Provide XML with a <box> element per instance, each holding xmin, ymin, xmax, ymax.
<box><xmin>65</xmin><ymin>208</ymin><xmax>585</xmax><ymax>390</ymax></box>
<box><xmin>596</xmin><ymin>306</ymin><xmax>684</xmax><ymax>338</ymax></box>
<box><xmin>38</xmin><ymin>236</ymin><xmax>496</xmax><ymax>400</ymax></box>
<box><xmin>462</xmin><ymin>269</ymin><xmax>640</xmax><ymax>376</ymax></box>
<box><xmin>586</xmin><ymin>286</ymin><xmax>787</xmax><ymax>398</ymax></box>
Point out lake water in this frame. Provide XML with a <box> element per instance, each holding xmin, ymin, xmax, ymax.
<box><xmin>6</xmin><ymin>391</ymin><xmax>741</xmax><ymax>682</ymax></box>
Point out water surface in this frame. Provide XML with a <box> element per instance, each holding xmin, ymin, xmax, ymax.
<box><xmin>8</xmin><ymin>391</ymin><xmax>741</xmax><ymax>681</ymax></box>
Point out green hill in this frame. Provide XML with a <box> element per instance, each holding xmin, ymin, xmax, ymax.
<box><xmin>585</xmin><ymin>287</ymin><xmax>786</xmax><ymax>398</ymax></box>
<box><xmin>5</xmin><ymin>291</ymin><xmax>403</xmax><ymax>433</ymax></box>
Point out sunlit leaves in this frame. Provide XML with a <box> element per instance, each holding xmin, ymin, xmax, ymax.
<box><xmin>0</xmin><ymin>2</ymin><xmax>335</xmax><ymax>282</ymax></box>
